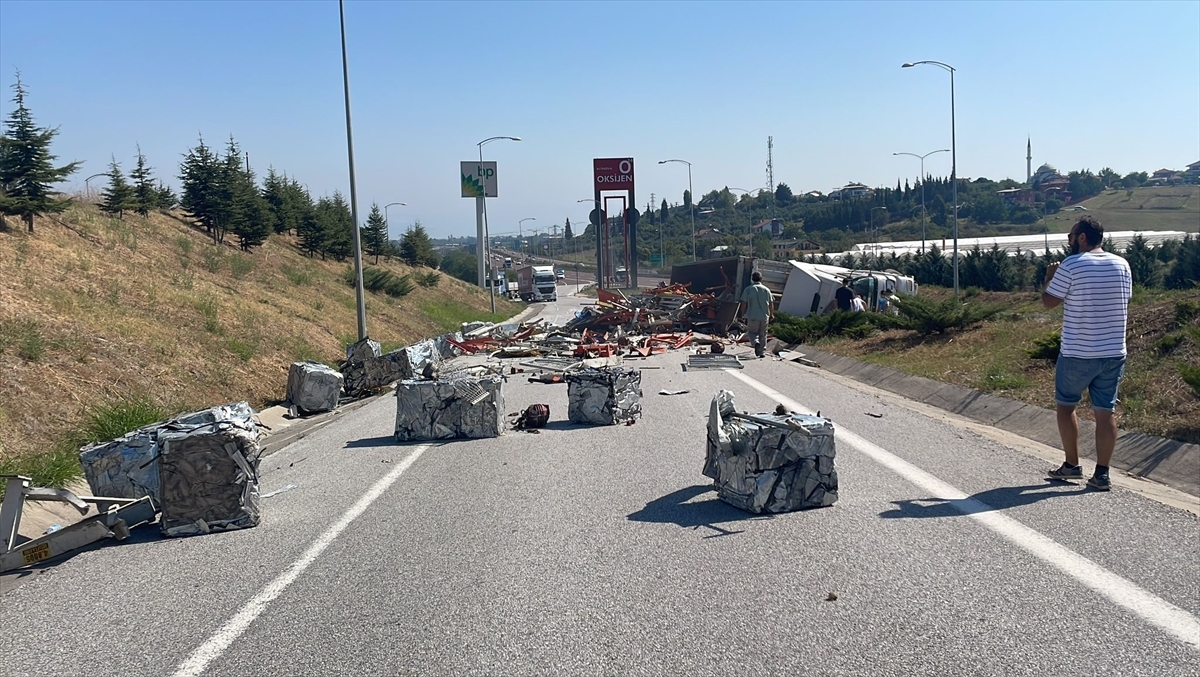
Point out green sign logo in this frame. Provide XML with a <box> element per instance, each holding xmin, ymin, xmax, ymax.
<box><xmin>462</xmin><ymin>172</ymin><xmax>484</xmax><ymax>198</ymax></box>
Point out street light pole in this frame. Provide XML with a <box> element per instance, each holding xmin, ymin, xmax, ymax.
<box><xmin>383</xmin><ymin>201</ymin><xmax>406</xmax><ymax>242</ymax></box>
<box><xmin>893</xmin><ymin>149</ymin><xmax>949</xmax><ymax>255</ymax></box>
<box><xmin>477</xmin><ymin>136</ymin><xmax>521</xmax><ymax>313</ymax></box>
<box><xmin>339</xmin><ymin>0</ymin><xmax>367</xmax><ymax>341</ymax></box>
<box><xmin>519</xmin><ymin>217</ymin><xmax>536</xmax><ymax>256</ymax></box>
<box><xmin>84</xmin><ymin>172</ymin><xmax>107</xmax><ymax>199</ymax></box>
<box><xmin>903</xmin><ymin>60</ymin><xmax>958</xmax><ymax>300</ymax></box>
<box><xmin>659</xmin><ymin>159</ymin><xmax>695</xmax><ymax>261</ymax></box>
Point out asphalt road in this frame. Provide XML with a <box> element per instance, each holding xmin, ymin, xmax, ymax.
<box><xmin>2</xmin><ymin>291</ymin><xmax>1198</xmax><ymax>676</ymax></box>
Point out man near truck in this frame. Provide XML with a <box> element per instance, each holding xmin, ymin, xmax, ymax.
<box><xmin>738</xmin><ymin>271</ymin><xmax>774</xmax><ymax>359</ymax></box>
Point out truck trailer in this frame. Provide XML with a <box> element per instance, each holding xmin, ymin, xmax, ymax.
<box><xmin>516</xmin><ymin>265</ymin><xmax>558</xmax><ymax>303</ymax></box>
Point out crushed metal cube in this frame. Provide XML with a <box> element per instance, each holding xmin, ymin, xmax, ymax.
<box><xmin>703</xmin><ymin>390</ymin><xmax>838</xmax><ymax>513</ymax></box>
<box><xmin>286</xmin><ymin>361</ymin><xmax>343</xmax><ymax>414</ymax></box>
<box><xmin>394</xmin><ymin>374</ymin><xmax>505</xmax><ymax>441</ymax></box>
<box><xmin>79</xmin><ymin>422</ymin><xmax>165</xmax><ymax>502</ymax></box>
<box><xmin>157</xmin><ymin>402</ymin><xmax>262</xmax><ymax>537</ymax></box>
<box><xmin>565</xmin><ymin>367</ymin><xmax>642</xmax><ymax>425</ymax></box>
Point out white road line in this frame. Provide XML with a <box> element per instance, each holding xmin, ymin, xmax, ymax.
<box><xmin>172</xmin><ymin>444</ymin><xmax>432</xmax><ymax>677</ymax></box>
<box><xmin>726</xmin><ymin>370</ymin><xmax>1200</xmax><ymax>651</ymax></box>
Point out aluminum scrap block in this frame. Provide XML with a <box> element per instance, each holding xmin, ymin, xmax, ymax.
<box><xmin>703</xmin><ymin>389</ymin><xmax>838</xmax><ymax>513</ymax></box>
<box><xmin>394</xmin><ymin>375</ymin><xmax>504</xmax><ymax>441</ymax></box>
<box><xmin>157</xmin><ymin>402</ymin><xmax>262</xmax><ymax>537</ymax></box>
<box><xmin>78</xmin><ymin>422</ymin><xmax>165</xmax><ymax>502</ymax></box>
<box><xmin>345</xmin><ymin>337</ymin><xmax>381</xmax><ymax>363</ymax></box>
<box><xmin>286</xmin><ymin>361</ymin><xmax>344</xmax><ymax>414</ymax></box>
<box><xmin>343</xmin><ymin>340</ymin><xmax>444</xmax><ymax>397</ymax></box>
<box><xmin>435</xmin><ymin>332</ymin><xmax>464</xmax><ymax>360</ymax></box>
<box><xmin>565</xmin><ymin>367</ymin><xmax>642</xmax><ymax>426</ymax></box>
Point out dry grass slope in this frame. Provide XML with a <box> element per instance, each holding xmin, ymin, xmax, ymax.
<box><xmin>0</xmin><ymin>203</ymin><xmax>520</xmax><ymax>465</ymax></box>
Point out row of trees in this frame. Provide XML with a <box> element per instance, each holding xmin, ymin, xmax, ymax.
<box><xmin>0</xmin><ymin>75</ymin><xmax>440</xmax><ymax>271</ymax></box>
<box><xmin>799</xmin><ymin>233</ymin><xmax>1199</xmax><ymax>293</ymax></box>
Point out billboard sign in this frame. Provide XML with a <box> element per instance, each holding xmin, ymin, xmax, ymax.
<box><xmin>593</xmin><ymin>157</ymin><xmax>634</xmax><ymax>192</ymax></box>
<box><xmin>461</xmin><ymin>161</ymin><xmax>498</xmax><ymax>198</ymax></box>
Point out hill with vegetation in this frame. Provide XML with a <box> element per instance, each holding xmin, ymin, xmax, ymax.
<box><xmin>0</xmin><ymin>202</ymin><xmax>519</xmax><ymax>484</ymax></box>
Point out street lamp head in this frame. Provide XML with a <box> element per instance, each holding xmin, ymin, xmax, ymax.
<box><xmin>902</xmin><ymin>63</ymin><xmax>915</xmax><ymax>68</ymax></box>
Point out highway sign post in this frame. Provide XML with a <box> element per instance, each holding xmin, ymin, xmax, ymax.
<box><xmin>462</xmin><ymin>161</ymin><xmax>499</xmax><ymax>289</ymax></box>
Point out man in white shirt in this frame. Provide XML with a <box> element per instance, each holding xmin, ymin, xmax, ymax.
<box><xmin>850</xmin><ymin>294</ymin><xmax>866</xmax><ymax>312</ymax></box>
<box><xmin>1042</xmin><ymin>216</ymin><xmax>1132</xmax><ymax>491</ymax></box>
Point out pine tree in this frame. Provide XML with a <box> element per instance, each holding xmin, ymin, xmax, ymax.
<box><xmin>1124</xmin><ymin>234</ymin><xmax>1161</xmax><ymax>288</ymax></box>
<box><xmin>225</xmin><ymin>142</ymin><xmax>272</xmax><ymax>251</ymax></box>
<box><xmin>179</xmin><ymin>136</ymin><xmax>221</xmax><ymax>240</ymax></box>
<box><xmin>399</xmin><ymin>221</ymin><xmax>438</xmax><ymax>267</ymax></box>
<box><xmin>0</xmin><ymin>73</ymin><xmax>80</xmax><ymax>232</ymax></box>
<box><xmin>564</xmin><ymin>218</ymin><xmax>573</xmax><ymax>241</ymax></box>
<box><xmin>660</xmin><ymin>198</ymin><xmax>669</xmax><ymax>223</ymax></box>
<box><xmin>363</xmin><ymin>202</ymin><xmax>388</xmax><ymax>264</ymax></box>
<box><xmin>298</xmin><ymin>196</ymin><xmax>328</xmax><ymax>258</ymax></box>
<box><xmin>323</xmin><ymin>191</ymin><xmax>354</xmax><ymax>260</ymax></box>
<box><xmin>129</xmin><ymin>145</ymin><xmax>156</xmax><ymax>217</ymax></box>
<box><xmin>154</xmin><ymin>181</ymin><xmax>178</xmax><ymax>210</ymax></box>
<box><xmin>99</xmin><ymin>156</ymin><xmax>134</xmax><ymax>220</ymax></box>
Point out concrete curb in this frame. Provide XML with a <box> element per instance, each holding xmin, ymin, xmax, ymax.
<box><xmin>793</xmin><ymin>345</ymin><xmax>1200</xmax><ymax>498</ymax></box>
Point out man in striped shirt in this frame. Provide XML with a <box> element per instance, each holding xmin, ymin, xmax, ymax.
<box><xmin>1042</xmin><ymin>216</ymin><xmax>1133</xmax><ymax>491</ymax></box>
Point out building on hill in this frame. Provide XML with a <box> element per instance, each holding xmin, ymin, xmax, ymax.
<box><xmin>697</xmin><ymin>228</ymin><xmax>723</xmax><ymax>240</ymax></box>
<box><xmin>1031</xmin><ymin>163</ymin><xmax>1062</xmax><ymax>187</ymax></box>
<box><xmin>770</xmin><ymin>239</ymin><xmax>822</xmax><ymax>261</ymax></box>
<box><xmin>829</xmin><ymin>183</ymin><xmax>873</xmax><ymax>200</ymax></box>
<box><xmin>997</xmin><ymin>187</ymin><xmax>1034</xmax><ymax>207</ymax></box>
<box><xmin>1185</xmin><ymin>161</ymin><xmax>1200</xmax><ymax>183</ymax></box>
<box><xmin>1147</xmin><ymin>168</ymin><xmax>1181</xmax><ymax>185</ymax></box>
<box><xmin>750</xmin><ymin>219</ymin><xmax>784</xmax><ymax>238</ymax></box>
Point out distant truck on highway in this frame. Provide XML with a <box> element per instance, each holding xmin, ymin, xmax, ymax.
<box><xmin>516</xmin><ymin>265</ymin><xmax>558</xmax><ymax>303</ymax></box>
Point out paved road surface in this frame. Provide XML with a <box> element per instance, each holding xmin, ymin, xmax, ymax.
<box><xmin>2</xmin><ymin>291</ymin><xmax>1198</xmax><ymax>676</ymax></box>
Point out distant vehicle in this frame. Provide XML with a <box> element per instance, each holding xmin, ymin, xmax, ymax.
<box><xmin>503</xmin><ymin>257</ymin><xmax>513</xmax><ymax>269</ymax></box>
<box><xmin>555</xmin><ymin>268</ymin><xmax>565</xmax><ymax>280</ymax></box>
<box><xmin>1071</xmin><ymin>205</ymin><xmax>1088</xmax><ymax>211</ymax></box>
<box><xmin>516</xmin><ymin>265</ymin><xmax>558</xmax><ymax>303</ymax></box>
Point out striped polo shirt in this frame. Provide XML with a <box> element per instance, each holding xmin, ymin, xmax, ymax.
<box><xmin>1045</xmin><ymin>250</ymin><xmax>1132</xmax><ymax>358</ymax></box>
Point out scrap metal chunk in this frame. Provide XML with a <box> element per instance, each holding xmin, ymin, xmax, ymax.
<box><xmin>565</xmin><ymin>367</ymin><xmax>643</xmax><ymax>426</ymax></box>
<box><xmin>704</xmin><ymin>389</ymin><xmax>838</xmax><ymax>513</ymax></box>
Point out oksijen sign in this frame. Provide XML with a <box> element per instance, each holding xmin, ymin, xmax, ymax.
<box><xmin>593</xmin><ymin>157</ymin><xmax>635</xmax><ymax>192</ymax></box>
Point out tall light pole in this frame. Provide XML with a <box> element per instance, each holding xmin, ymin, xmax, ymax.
<box><xmin>893</xmin><ymin>149</ymin><xmax>948</xmax><ymax>255</ymax></box>
<box><xmin>383</xmin><ymin>201</ymin><xmax>406</xmax><ymax>241</ymax></box>
<box><xmin>519</xmin><ymin>217</ymin><xmax>536</xmax><ymax>256</ymax></box>
<box><xmin>659</xmin><ymin>159</ymin><xmax>695</xmax><ymax>261</ymax></box>
<box><xmin>477</xmin><ymin>136</ymin><xmax>521</xmax><ymax>313</ymax></box>
<box><xmin>578</xmin><ymin>197</ymin><xmax>604</xmax><ymax>284</ymax></box>
<box><xmin>903</xmin><ymin>60</ymin><xmax>958</xmax><ymax>300</ymax></box>
<box><xmin>339</xmin><ymin>0</ymin><xmax>367</xmax><ymax>341</ymax></box>
<box><xmin>84</xmin><ymin>172</ymin><xmax>107</xmax><ymax>199</ymax></box>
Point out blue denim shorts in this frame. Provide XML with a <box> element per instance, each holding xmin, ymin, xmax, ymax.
<box><xmin>1055</xmin><ymin>355</ymin><xmax>1126</xmax><ymax>411</ymax></box>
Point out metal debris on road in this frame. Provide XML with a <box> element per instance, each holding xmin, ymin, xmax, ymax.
<box><xmin>157</xmin><ymin>402</ymin><xmax>262</xmax><ymax>537</ymax></box>
<box><xmin>286</xmin><ymin>362</ymin><xmax>343</xmax><ymax>415</ymax></box>
<box><xmin>261</xmin><ymin>484</ymin><xmax>298</xmax><ymax>499</ymax></box>
<box><xmin>704</xmin><ymin>390</ymin><xmax>839</xmax><ymax>514</ymax></box>
<box><xmin>658</xmin><ymin>390</ymin><xmax>690</xmax><ymax>396</ymax></box>
<box><xmin>685</xmin><ymin>354</ymin><xmax>745</xmax><ymax>370</ymax></box>
<box><xmin>394</xmin><ymin>374</ymin><xmax>505</xmax><ymax>441</ymax></box>
<box><xmin>566</xmin><ymin>367</ymin><xmax>643</xmax><ymax>426</ymax></box>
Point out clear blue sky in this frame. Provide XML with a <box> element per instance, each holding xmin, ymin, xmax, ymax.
<box><xmin>2</xmin><ymin>1</ymin><xmax>1197</xmax><ymax>239</ymax></box>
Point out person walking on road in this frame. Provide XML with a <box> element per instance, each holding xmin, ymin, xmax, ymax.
<box><xmin>1042</xmin><ymin>216</ymin><xmax>1133</xmax><ymax>491</ymax></box>
<box><xmin>739</xmin><ymin>271</ymin><xmax>774</xmax><ymax>359</ymax></box>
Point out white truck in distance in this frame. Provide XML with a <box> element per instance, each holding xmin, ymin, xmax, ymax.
<box><xmin>516</xmin><ymin>265</ymin><xmax>557</xmax><ymax>303</ymax></box>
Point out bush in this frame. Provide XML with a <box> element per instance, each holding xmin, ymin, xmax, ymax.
<box><xmin>1179</xmin><ymin>363</ymin><xmax>1200</xmax><ymax>398</ymax></box>
<box><xmin>892</xmin><ymin>294</ymin><xmax>1003</xmax><ymax>335</ymax></box>
<box><xmin>416</xmin><ymin>271</ymin><xmax>440</xmax><ymax>288</ymax></box>
<box><xmin>1174</xmin><ymin>300</ymin><xmax>1199</xmax><ymax>327</ymax></box>
<box><xmin>770</xmin><ymin>310</ymin><xmax>877</xmax><ymax>344</ymax></box>
<box><xmin>347</xmin><ymin>266</ymin><xmax>415</xmax><ymax>298</ymax></box>
<box><xmin>1027</xmin><ymin>331</ymin><xmax>1061</xmax><ymax>360</ymax></box>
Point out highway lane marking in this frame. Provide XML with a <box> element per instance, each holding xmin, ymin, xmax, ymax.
<box><xmin>726</xmin><ymin>370</ymin><xmax>1200</xmax><ymax>652</ymax></box>
<box><xmin>171</xmin><ymin>443</ymin><xmax>432</xmax><ymax>677</ymax></box>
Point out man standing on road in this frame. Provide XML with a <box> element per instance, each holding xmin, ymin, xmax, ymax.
<box><xmin>1042</xmin><ymin>216</ymin><xmax>1133</xmax><ymax>491</ymax></box>
<box><xmin>739</xmin><ymin>271</ymin><xmax>774</xmax><ymax>359</ymax></box>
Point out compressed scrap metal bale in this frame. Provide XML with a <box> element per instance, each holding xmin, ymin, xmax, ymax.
<box><xmin>394</xmin><ymin>375</ymin><xmax>504</xmax><ymax>441</ymax></box>
<box><xmin>286</xmin><ymin>361</ymin><xmax>344</xmax><ymax>414</ymax></box>
<box><xmin>565</xmin><ymin>367</ymin><xmax>642</xmax><ymax>425</ymax></box>
<box><xmin>76</xmin><ymin>402</ymin><xmax>257</xmax><ymax>506</ymax></box>
<box><xmin>395</xmin><ymin>339</ymin><xmax>442</xmax><ymax>379</ymax></box>
<box><xmin>78</xmin><ymin>422</ymin><xmax>165</xmax><ymax>502</ymax></box>
<box><xmin>345</xmin><ymin>337</ymin><xmax>381</xmax><ymax>363</ymax></box>
<box><xmin>435</xmin><ymin>332</ymin><xmax>464</xmax><ymax>360</ymax></box>
<box><xmin>343</xmin><ymin>340</ymin><xmax>444</xmax><ymax>396</ymax></box>
<box><xmin>703</xmin><ymin>389</ymin><xmax>837</xmax><ymax>513</ymax></box>
<box><xmin>157</xmin><ymin>402</ymin><xmax>262</xmax><ymax>537</ymax></box>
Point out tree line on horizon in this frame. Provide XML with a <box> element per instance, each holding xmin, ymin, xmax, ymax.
<box><xmin>0</xmin><ymin>75</ymin><xmax>439</xmax><ymax>270</ymax></box>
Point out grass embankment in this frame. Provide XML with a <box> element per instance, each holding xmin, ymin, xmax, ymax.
<box><xmin>0</xmin><ymin>203</ymin><xmax>520</xmax><ymax>491</ymax></box>
<box><xmin>804</xmin><ymin>286</ymin><xmax>1200</xmax><ymax>444</ymax></box>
